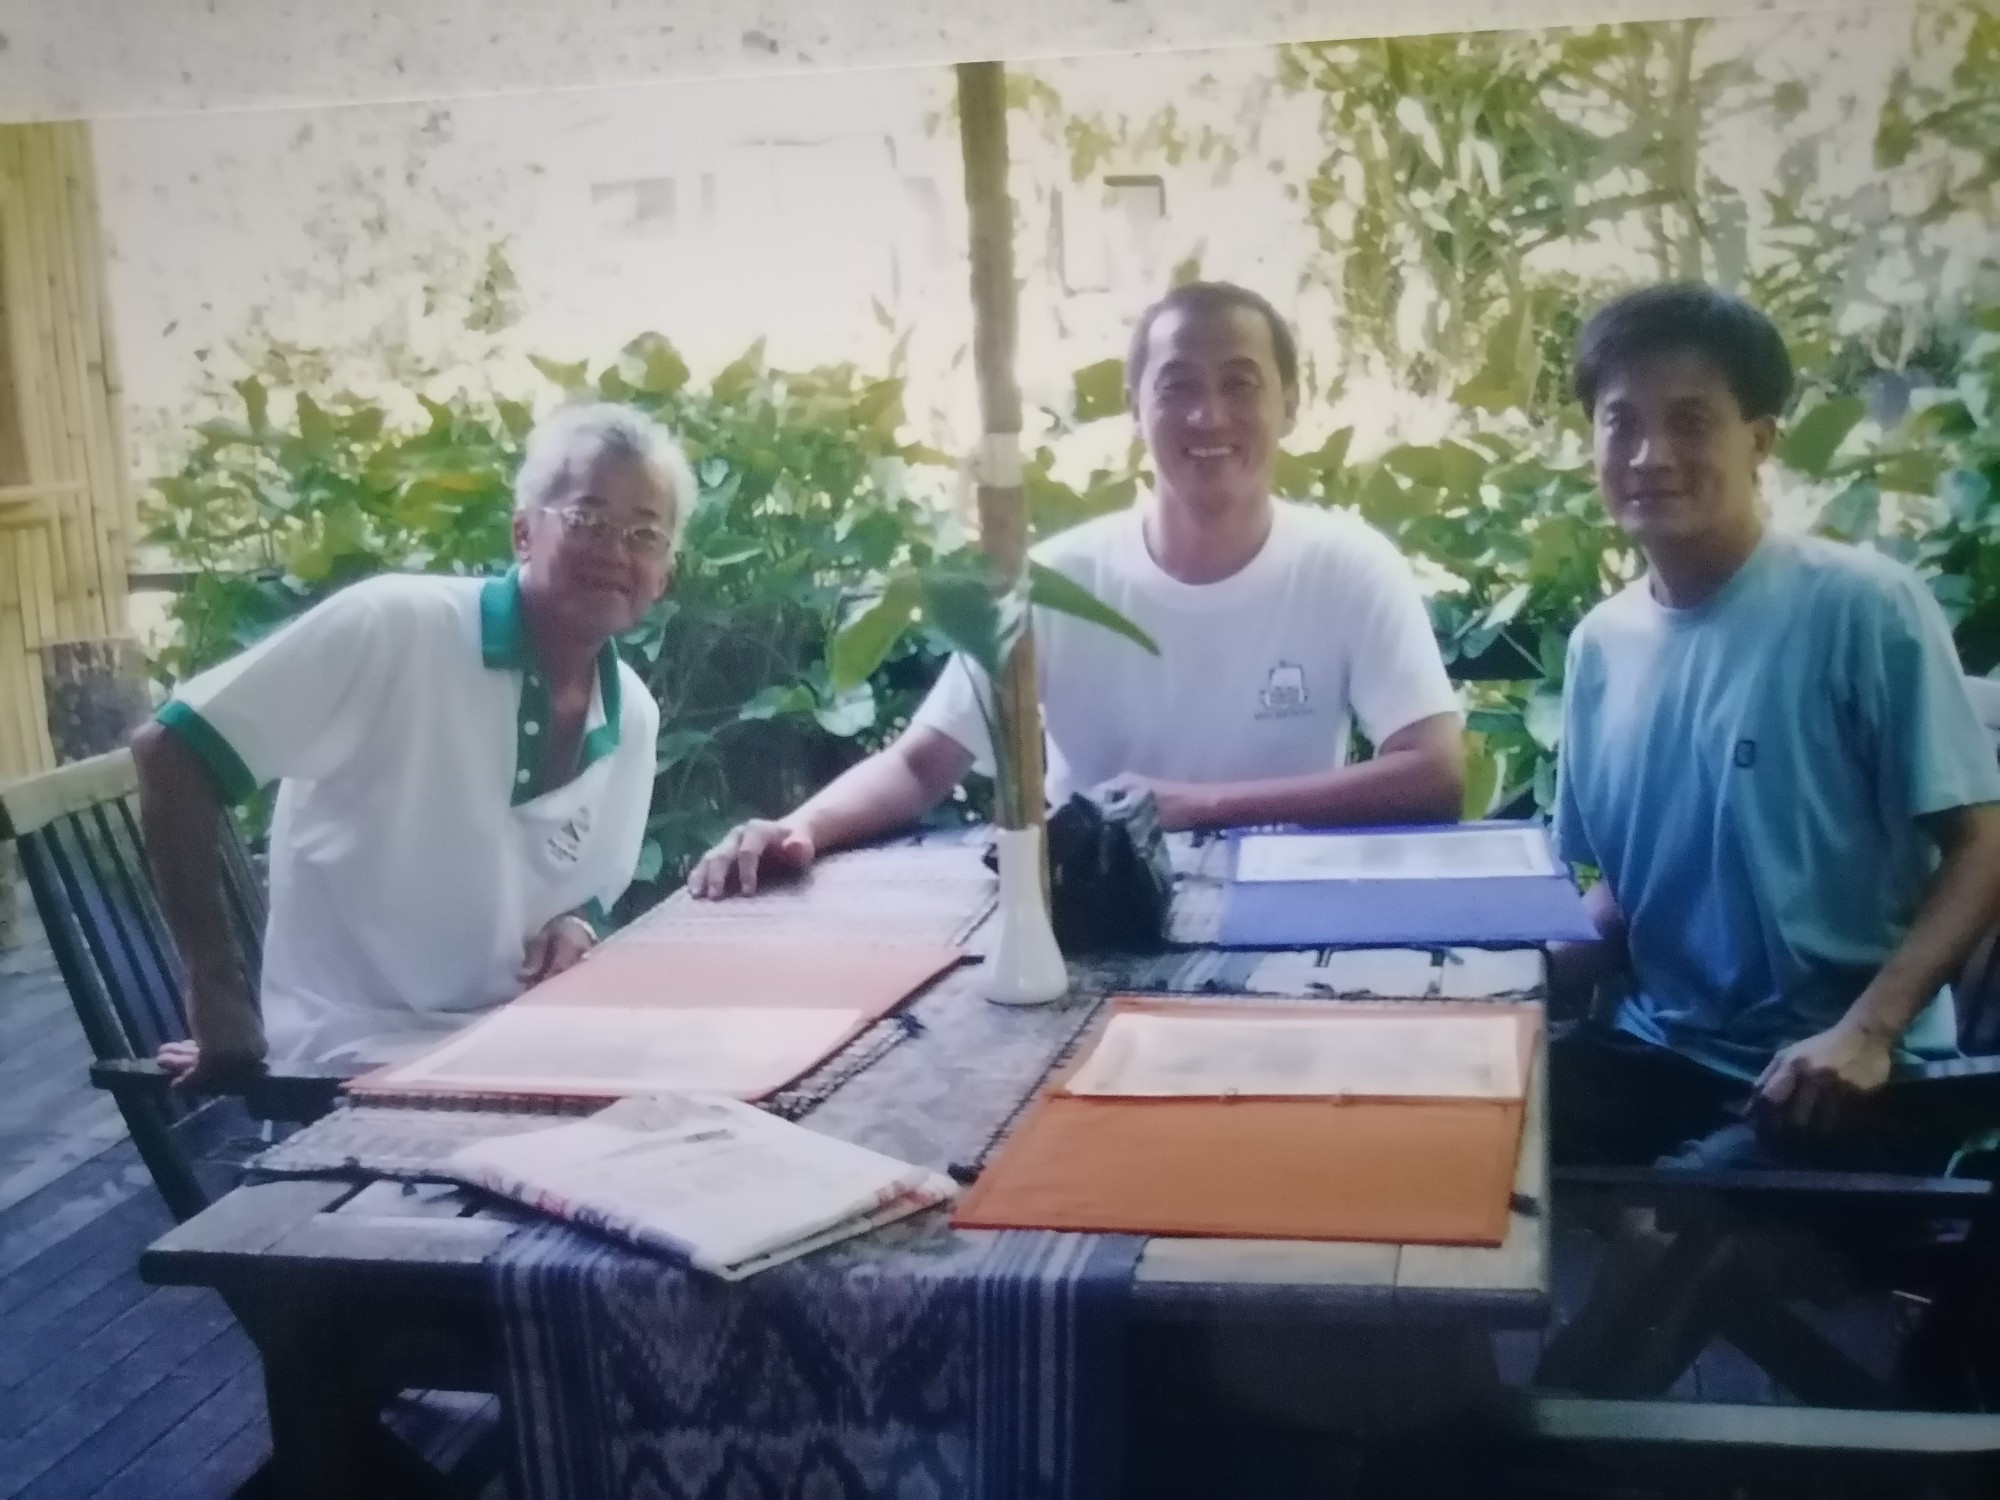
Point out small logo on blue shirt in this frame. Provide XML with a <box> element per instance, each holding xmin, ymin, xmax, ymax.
<box><xmin>1733</xmin><ymin>739</ymin><xmax>1757</xmax><ymax>769</ymax></box>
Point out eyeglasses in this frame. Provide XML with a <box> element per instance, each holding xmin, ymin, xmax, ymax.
<box><xmin>548</xmin><ymin>505</ymin><xmax>674</xmax><ymax>558</ymax></box>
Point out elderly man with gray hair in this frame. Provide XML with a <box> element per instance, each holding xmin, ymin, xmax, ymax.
<box><xmin>134</xmin><ymin>402</ymin><xmax>687</xmax><ymax>1088</ymax></box>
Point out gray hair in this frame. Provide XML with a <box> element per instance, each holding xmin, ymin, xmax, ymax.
<box><xmin>513</xmin><ymin>401</ymin><xmax>698</xmax><ymax>556</ymax></box>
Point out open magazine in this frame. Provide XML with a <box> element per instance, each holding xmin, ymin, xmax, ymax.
<box><xmin>448</xmin><ymin>1094</ymin><xmax>957</xmax><ymax>1280</ymax></box>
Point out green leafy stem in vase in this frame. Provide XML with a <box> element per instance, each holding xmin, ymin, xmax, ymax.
<box><xmin>828</xmin><ymin>554</ymin><xmax>1159</xmax><ymax>829</ymax></box>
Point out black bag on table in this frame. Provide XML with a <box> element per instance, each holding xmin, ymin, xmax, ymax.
<box><xmin>983</xmin><ymin>790</ymin><xmax>1175</xmax><ymax>953</ymax></box>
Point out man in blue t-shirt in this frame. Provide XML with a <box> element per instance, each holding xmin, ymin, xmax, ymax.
<box><xmin>1551</xmin><ymin>285</ymin><xmax>2000</xmax><ymax>1170</ymax></box>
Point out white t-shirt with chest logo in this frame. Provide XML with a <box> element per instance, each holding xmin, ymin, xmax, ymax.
<box><xmin>912</xmin><ymin>499</ymin><xmax>1459</xmax><ymax>804</ymax></box>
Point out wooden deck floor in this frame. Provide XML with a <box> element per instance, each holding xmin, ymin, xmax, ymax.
<box><xmin>0</xmin><ymin>892</ymin><xmax>271</xmax><ymax>1500</ymax></box>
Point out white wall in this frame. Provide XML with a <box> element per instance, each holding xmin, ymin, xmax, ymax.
<box><xmin>0</xmin><ymin>0</ymin><xmax>1890</xmax><ymax>123</ymax></box>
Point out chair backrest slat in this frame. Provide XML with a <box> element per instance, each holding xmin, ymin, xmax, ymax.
<box><xmin>85</xmin><ymin>801</ymin><xmax>189</xmax><ymax>1051</ymax></box>
<box><xmin>3</xmin><ymin>747</ymin><xmax>266</xmax><ymax>1068</ymax></box>
<box><xmin>210</xmin><ymin>806</ymin><xmax>268</xmax><ymax>974</ymax></box>
<box><xmin>42</xmin><ymin>810</ymin><xmax>184</xmax><ymax>1056</ymax></box>
<box><xmin>15</xmin><ymin>829</ymin><xmax>137</xmax><ymax>1061</ymax></box>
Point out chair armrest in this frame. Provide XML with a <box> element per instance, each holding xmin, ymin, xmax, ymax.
<box><xmin>88</xmin><ymin>1056</ymin><xmax>344</xmax><ymax>1124</ymax></box>
<box><xmin>1895</xmin><ymin>1053</ymin><xmax>2000</xmax><ymax>1086</ymax></box>
<box><xmin>1553</xmin><ymin>1163</ymin><xmax>1991</xmax><ymax>1217</ymax></box>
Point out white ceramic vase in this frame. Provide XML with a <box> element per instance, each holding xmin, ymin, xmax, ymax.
<box><xmin>985</xmin><ymin>825</ymin><xmax>1069</xmax><ymax>1007</ymax></box>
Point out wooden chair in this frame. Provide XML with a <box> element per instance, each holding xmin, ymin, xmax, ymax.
<box><xmin>0</xmin><ymin>747</ymin><xmax>342</xmax><ymax>1221</ymax></box>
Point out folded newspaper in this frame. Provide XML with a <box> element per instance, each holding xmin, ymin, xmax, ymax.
<box><xmin>447</xmin><ymin>1093</ymin><xmax>956</xmax><ymax>1280</ymax></box>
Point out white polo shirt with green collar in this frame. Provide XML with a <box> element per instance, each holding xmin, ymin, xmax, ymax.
<box><xmin>157</xmin><ymin>568</ymin><xmax>659</xmax><ymax>1068</ymax></box>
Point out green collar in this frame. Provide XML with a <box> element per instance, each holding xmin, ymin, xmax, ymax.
<box><xmin>481</xmin><ymin>569</ymin><xmax>625</xmax><ymax>804</ymax></box>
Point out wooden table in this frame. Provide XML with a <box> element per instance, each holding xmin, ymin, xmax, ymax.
<box><xmin>141</xmin><ymin>842</ymin><xmax>1551</xmax><ymax>1498</ymax></box>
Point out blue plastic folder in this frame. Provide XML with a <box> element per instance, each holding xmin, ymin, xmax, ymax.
<box><xmin>1214</xmin><ymin>820</ymin><xmax>1598</xmax><ymax>949</ymax></box>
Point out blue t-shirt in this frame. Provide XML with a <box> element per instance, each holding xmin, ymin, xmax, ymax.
<box><xmin>1555</xmin><ymin>533</ymin><xmax>2000</xmax><ymax>1081</ymax></box>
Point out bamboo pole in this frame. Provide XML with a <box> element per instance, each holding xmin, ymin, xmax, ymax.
<box><xmin>62</xmin><ymin>123</ymin><xmax>134</xmax><ymax>626</ymax></box>
<box><xmin>954</xmin><ymin>60</ymin><xmax>1047</xmax><ymax>842</ymax></box>
<box><xmin>22</xmin><ymin>129</ymin><xmax>94</xmax><ymax>641</ymax></box>
<box><xmin>49</xmin><ymin>123</ymin><xmax>119</xmax><ymax>637</ymax></box>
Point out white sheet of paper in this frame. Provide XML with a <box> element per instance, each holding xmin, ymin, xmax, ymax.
<box><xmin>373</xmin><ymin>1004</ymin><xmax>862</xmax><ymax>1095</ymax></box>
<box><xmin>1245</xmin><ymin>948</ymin><xmax>1441</xmax><ymax>998</ymax></box>
<box><xmin>1437</xmin><ymin>947</ymin><xmax>1548</xmax><ymax>999</ymax></box>
<box><xmin>449</xmin><ymin>1094</ymin><xmax>952</xmax><ymax>1276</ymax></box>
<box><xmin>1234</xmin><ymin>826</ymin><xmax>1557</xmax><ymax>884</ymax></box>
<box><xmin>1065</xmin><ymin>1011</ymin><xmax>1523</xmax><ymax>1100</ymax></box>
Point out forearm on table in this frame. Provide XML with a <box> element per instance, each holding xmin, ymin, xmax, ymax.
<box><xmin>790</xmin><ymin>727</ymin><xmax>973</xmax><ymax>853</ymax></box>
<box><xmin>1547</xmin><ymin>879</ymin><xmax>1628</xmax><ymax>1007</ymax></box>
<box><xmin>130</xmin><ymin>721</ymin><xmax>264</xmax><ymax>1053</ymax></box>
<box><xmin>1845</xmin><ymin>803</ymin><xmax>2000</xmax><ymax>1041</ymax></box>
<box><xmin>1180</xmin><ymin>717</ymin><xmax>1464</xmax><ymax>829</ymax></box>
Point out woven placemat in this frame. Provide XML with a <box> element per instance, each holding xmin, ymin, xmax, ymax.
<box><xmin>623</xmin><ymin>842</ymin><xmax>997</xmax><ymax>949</ymax></box>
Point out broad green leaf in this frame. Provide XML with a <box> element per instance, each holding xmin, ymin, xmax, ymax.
<box><xmin>654</xmin><ymin>727</ymin><xmax>710</xmax><ymax>773</ymax></box>
<box><xmin>236</xmin><ymin>377</ymin><xmax>269</xmax><ymax>434</ymax></box>
<box><xmin>1466</xmin><ymin>707</ymin><xmax>1523</xmax><ymax>737</ymax></box>
<box><xmin>1027</xmin><ymin>560</ymin><xmax>1159</xmax><ymax>656</ymax></box>
<box><xmin>1525</xmin><ymin>684</ymin><xmax>1563</xmax><ymax>751</ymax></box>
<box><xmin>344</xmin><ymin>405</ymin><xmax>386</xmax><ymax>444</ymax></box>
<box><xmin>829</xmin><ymin>574</ymin><xmax>921</xmax><ymax>691</ymax></box>
<box><xmin>840</xmin><ymin>510</ymin><xmax>907</xmax><ymax>572</ymax></box>
<box><xmin>1960</xmin><ymin>373</ymin><xmax>1992</xmax><ymax>429</ymax></box>
<box><xmin>528</xmin><ymin>355</ymin><xmax>589</xmax><ymax>391</ymax></box>
<box><xmin>1072</xmin><ymin>359</ymin><xmax>1127</xmax><ymax>423</ymax></box>
<box><xmin>1532</xmin><ymin>756</ymin><xmax>1558</xmax><ymax>813</ymax></box>
<box><xmin>623</xmin><ymin>333</ymin><xmax>691</xmax><ymax>397</ymax></box>
<box><xmin>1781</xmin><ymin>396</ymin><xmax>1866</xmax><ymax>478</ymax></box>
<box><xmin>633</xmin><ymin>838</ymin><xmax>665</xmax><ymax>885</ymax></box>
<box><xmin>1461</xmin><ymin>741</ymin><xmax>1500</xmax><ymax>820</ymax></box>
<box><xmin>1452</xmin><ymin>374</ymin><xmax>1519</xmax><ymax>414</ymax></box>
<box><xmin>855</xmin><ymin>378</ymin><xmax>905</xmax><ymax>435</ymax></box>
<box><xmin>1930</xmin><ymin>572</ymin><xmax>1972</xmax><ymax>623</ymax></box>
<box><xmin>1943</xmin><ymin>469</ymin><xmax>1992</xmax><ymax>528</ymax></box>
<box><xmin>1876</xmin><ymin>450</ymin><xmax>1942</xmax><ymax>495</ymax></box>
<box><xmin>496</xmin><ymin>399</ymin><xmax>534</xmax><ymax>441</ymax></box>
<box><xmin>1438</xmin><ymin>440</ymin><xmax>1488</xmax><ymax>493</ymax></box>
<box><xmin>1315</xmin><ymin>427</ymin><xmax>1354</xmax><ymax>476</ymax></box>
<box><xmin>712</xmin><ymin>339</ymin><xmax>767</xmax><ymax>405</ymax></box>
<box><xmin>919</xmin><ymin>568</ymin><xmax>1013</xmax><ymax>679</ymax></box>
<box><xmin>815</xmin><ymin>682</ymin><xmax>878</xmax><ymax>738</ymax></box>
<box><xmin>1482</xmin><ymin>581</ymin><xmax>1532</xmax><ymax>631</ymax></box>
<box><xmin>295</xmin><ymin>394</ymin><xmax>334</xmax><ymax>455</ymax></box>
<box><xmin>1384</xmin><ymin>445</ymin><xmax>1444</xmax><ymax>485</ymax></box>
<box><xmin>737</xmin><ymin>682</ymin><xmax>814</xmax><ymax>722</ymax></box>
<box><xmin>1819</xmin><ymin>481</ymin><xmax>1881</xmax><ymax>541</ymax></box>
<box><xmin>1537</xmin><ymin>626</ymin><xmax>1567</xmax><ymax>684</ymax></box>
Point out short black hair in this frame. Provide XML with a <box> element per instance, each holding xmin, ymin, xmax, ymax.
<box><xmin>1574</xmin><ymin>284</ymin><xmax>1794</xmax><ymax>421</ymax></box>
<box><xmin>1125</xmin><ymin>281</ymin><xmax>1299</xmax><ymax>394</ymax></box>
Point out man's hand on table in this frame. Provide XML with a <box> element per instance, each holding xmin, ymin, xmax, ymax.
<box><xmin>1092</xmin><ymin>774</ymin><xmax>1209</xmax><ymax>832</ymax></box>
<box><xmin>688</xmin><ymin>818</ymin><xmax>817</xmax><ymax>899</ymax></box>
<box><xmin>520</xmin><ymin>912</ymin><xmax>599</xmax><ymax>986</ymax></box>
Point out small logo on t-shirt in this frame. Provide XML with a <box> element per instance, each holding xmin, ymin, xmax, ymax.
<box><xmin>1257</xmin><ymin>661</ymin><xmax>1311</xmax><ymax>720</ymax></box>
<box><xmin>547</xmin><ymin>810</ymin><xmax>592</xmax><ymax>865</ymax></box>
<box><xmin>1733</xmin><ymin>738</ymin><xmax>1758</xmax><ymax>769</ymax></box>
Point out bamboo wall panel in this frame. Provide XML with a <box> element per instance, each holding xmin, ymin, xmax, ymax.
<box><xmin>0</xmin><ymin>121</ymin><xmax>131</xmax><ymax>781</ymax></box>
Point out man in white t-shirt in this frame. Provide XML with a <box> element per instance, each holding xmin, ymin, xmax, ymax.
<box><xmin>690</xmin><ymin>282</ymin><xmax>1463</xmax><ymax>898</ymax></box>
<box><xmin>132</xmin><ymin>403</ymin><xmax>685</xmax><ymax>1086</ymax></box>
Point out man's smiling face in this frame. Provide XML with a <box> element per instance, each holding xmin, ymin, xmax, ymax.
<box><xmin>1132</xmin><ymin>302</ymin><xmax>1297</xmax><ymax>521</ymax></box>
<box><xmin>1590</xmin><ymin>347</ymin><xmax>1776</xmax><ymax>551</ymax></box>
